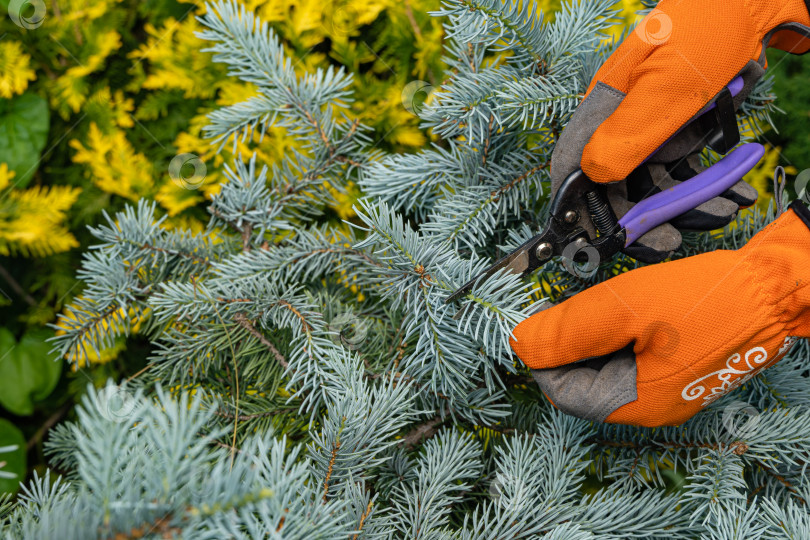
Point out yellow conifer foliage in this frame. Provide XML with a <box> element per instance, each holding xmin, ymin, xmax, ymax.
<box><xmin>155</xmin><ymin>176</ymin><xmax>214</xmax><ymax>217</ymax></box>
<box><xmin>0</xmin><ymin>165</ymin><xmax>81</xmax><ymax>257</ymax></box>
<box><xmin>84</xmin><ymin>88</ymin><xmax>135</xmax><ymax>130</ymax></box>
<box><xmin>0</xmin><ymin>164</ymin><xmax>14</xmax><ymax>191</ymax></box>
<box><xmin>130</xmin><ymin>16</ymin><xmax>223</xmax><ymax>100</ymax></box>
<box><xmin>24</xmin><ymin>0</ymin><xmax>126</xmax><ymax>118</ymax></box>
<box><xmin>0</xmin><ymin>41</ymin><xmax>36</xmax><ymax>99</ymax></box>
<box><xmin>59</xmin><ymin>0</ymin><xmax>118</xmax><ymax>23</ymax></box>
<box><xmin>48</xmin><ymin>30</ymin><xmax>122</xmax><ymax>117</ymax></box>
<box><xmin>70</xmin><ymin>123</ymin><xmax>154</xmax><ymax>201</ymax></box>
<box><xmin>56</xmin><ymin>304</ymin><xmax>149</xmax><ymax>368</ymax></box>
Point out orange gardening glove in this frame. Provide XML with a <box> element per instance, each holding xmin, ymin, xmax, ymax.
<box><xmin>509</xmin><ymin>201</ymin><xmax>810</xmax><ymax>427</ymax></box>
<box><xmin>551</xmin><ymin>0</ymin><xmax>810</xmax><ymax>263</ymax></box>
<box><xmin>580</xmin><ymin>0</ymin><xmax>810</xmax><ymax>183</ymax></box>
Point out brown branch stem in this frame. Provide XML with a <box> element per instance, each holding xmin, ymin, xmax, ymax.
<box><xmin>400</xmin><ymin>416</ymin><xmax>445</xmax><ymax>450</ymax></box>
<box><xmin>233</xmin><ymin>312</ymin><xmax>289</xmax><ymax>369</ymax></box>
<box><xmin>0</xmin><ymin>262</ymin><xmax>35</xmax><ymax>306</ymax></box>
<box><xmin>26</xmin><ymin>402</ymin><xmax>71</xmax><ymax>451</ymax></box>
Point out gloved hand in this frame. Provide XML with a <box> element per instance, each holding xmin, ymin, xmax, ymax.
<box><xmin>509</xmin><ymin>201</ymin><xmax>810</xmax><ymax>427</ymax></box>
<box><xmin>552</xmin><ymin>0</ymin><xmax>810</xmax><ymax>263</ymax></box>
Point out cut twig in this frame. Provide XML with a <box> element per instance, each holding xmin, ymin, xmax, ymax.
<box><xmin>26</xmin><ymin>402</ymin><xmax>71</xmax><ymax>451</ymax></box>
<box><xmin>234</xmin><ymin>312</ymin><xmax>289</xmax><ymax>369</ymax></box>
<box><xmin>0</xmin><ymin>263</ymin><xmax>35</xmax><ymax>306</ymax></box>
<box><xmin>400</xmin><ymin>416</ymin><xmax>445</xmax><ymax>450</ymax></box>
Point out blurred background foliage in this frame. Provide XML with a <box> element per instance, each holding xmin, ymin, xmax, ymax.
<box><xmin>0</xmin><ymin>0</ymin><xmax>804</xmax><ymax>493</ymax></box>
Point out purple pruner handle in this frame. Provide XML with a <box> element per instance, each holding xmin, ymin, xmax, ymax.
<box><xmin>704</xmin><ymin>76</ymin><xmax>745</xmax><ymax>113</ymax></box>
<box><xmin>619</xmin><ymin>142</ymin><xmax>765</xmax><ymax>246</ymax></box>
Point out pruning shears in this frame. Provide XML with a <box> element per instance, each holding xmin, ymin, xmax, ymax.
<box><xmin>445</xmin><ymin>77</ymin><xmax>765</xmax><ymax>305</ymax></box>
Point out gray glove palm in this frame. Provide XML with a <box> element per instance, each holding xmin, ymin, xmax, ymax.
<box><xmin>551</xmin><ymin>76</ymin><xmax>761</xmax><ymax>264</ymax></box>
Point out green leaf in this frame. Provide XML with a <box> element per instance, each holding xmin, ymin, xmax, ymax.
<box><xmin>0</xmin><ymin>418</ymin><xmax>25</xmax><ymax>495</ymax></box>
<box><xmin>0</xmin><ymin>93</ymin><xmax>50</xmax><ymax>188</ymax></box>
<box><xmin>0</xmin><ymin>328</ymin><xmax>62</xmax><ymax>416</ymax></box>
